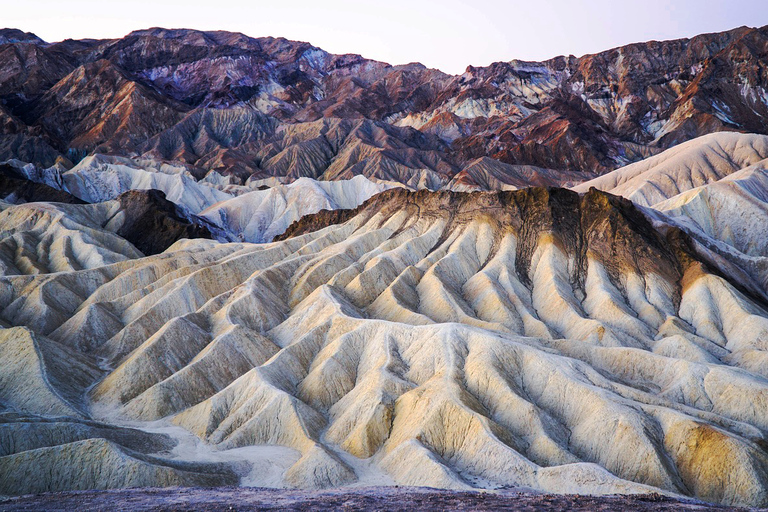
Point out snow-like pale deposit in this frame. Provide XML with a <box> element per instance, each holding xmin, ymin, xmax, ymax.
<box><xmin>199</xmin><ymin>175</ymin><xmax>397</xmax><ymax>242</ymax></box>
<box><xmin>9</xmin><ymin>154</ymin><xmax>394</xmax><ymax>244</ymax></box>
<box><xmin>654</xmin><ymin>162</ymin><xmax>768</xmax><ymax>257</ymax></box>
<box><xmin>573</xmin><ymin>132</ymin><xmax>768</xmax><ymax>206</ymax></box>
<box><xmin>63</xmin><ymin>155</ymin><xmax>231</xmax><ymax>214</ymax></box>
<box><xmin>2</xmin><ymin>192</ymin><xmax>768</xmax><ymax>507</ymax></box>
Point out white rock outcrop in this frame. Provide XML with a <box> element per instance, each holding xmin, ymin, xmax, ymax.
<box><xmin>8</xmin><ymin>155</ymin><xmax>394</xmax><ymax>243</ymax></box>
<box><xmin>199</xmin><ymin>175</ymin><xmax>396</xmax><ymax>243</ymax></box>
<box><xmin>572</xmin><ymin>132</ymin><xmax>768</xmax><ymax>206</ymax></box>
<box><xmin>2</xmin><ymin>187</ymin><xmax>768</xmax><ymax>507</ymax></box>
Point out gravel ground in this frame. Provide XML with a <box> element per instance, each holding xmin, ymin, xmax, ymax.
<box><xmin>0</xmin><ymin>486</ymin><xmax>755</xmax><ymax>511</ymax></box>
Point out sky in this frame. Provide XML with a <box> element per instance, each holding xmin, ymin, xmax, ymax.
<box><xmin>6</xmin><ymin>0</ymin><xmax>768</xmax><ymax>74</ymax></box>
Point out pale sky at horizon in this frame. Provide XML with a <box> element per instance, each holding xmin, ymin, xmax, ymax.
<box><xmin>6</xmin><ymin>0</ymin><xmax>768</xmax><ymax>74</ymax></box>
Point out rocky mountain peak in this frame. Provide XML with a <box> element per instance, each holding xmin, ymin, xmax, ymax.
<box><xmin>0</xmin><ymin>28</ymin><xmax>45</xmax><ymax>45</ymax></box>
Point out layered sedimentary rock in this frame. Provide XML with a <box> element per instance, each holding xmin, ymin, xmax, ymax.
<box><xmin>574</xmin><ymin>132</ymin><xmax>768</xmax><ymax>301</ymax></box>
<box><xmin>2</xmin><ymin>23</ymin><xmax>768</xmax><ymax>506</ymax></box>
<box><xmin>198</xmin><ymin>175</ymin><xmax>396</xmax><ymax>243</ymax></box>
<box><xmin>0</xmin><ymin>187</ymin><xmax>213</xmax><ymax>277</ymax></box>
<box><xmin>573</xmin><ymin>132</ymin><xmax>768</xmax><ymax>206</ymax></box>
<box><xmin>1</xmin><ymin>25</ymin><xmax>768</xmax><ymax>181</ymax></box>
<box><xmin>446</xmin><ymin>157</ymin><xmax>593</xmax><ymax>191</ymax></box>
<box><xmin>59</xmin><ymin>154</ymin><xmax>231</xmax><ymax>212</ymax></box>
<box><xmin>5</xmin><ymin>154</ymin><xmax>400</xmax><ymax>243</ymax></box>
<box><xmin>107</xmin><ymin>190</ymin><xmax>213</xmax><ymax>255</ymax></box>
<box><xmin>0</xmin><ymin>411</ymin><xmax>238</xmax><ymax>495</ymax></box>
<box><xmin>1</xmin><ymin>185</ymin><xmax>768</xmax><ymax>506</ymax></box>
<box><xmin>0</xmin><ymin>163</ymin><xmax>83</xmax><ymax>204</ymax></box>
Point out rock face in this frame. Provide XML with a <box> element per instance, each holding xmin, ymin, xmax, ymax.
<box><xmin>0</xmin><ymin>186</ymin><xmax>214</xmax><ymax>276</ymax></box>
<box><xmin>572</xmin><ymin>132</ymin><xmax>768</xmax><ymax>206</ymax></box>
<box><xmin>446</xmin><ymin>157</ymin><xmax>592</xmax><ymax>191</ymax></box>
<box><xmin>573</xmin><ymin>132</ymin><xmax>768</xmax><ymax>302</ymax></box>
<box><xmin>107</xmin><ymin>189</ymin><xmax>213</xmax><ymax>255</ymax></box>
<box><xmin>2</xmin><ymin>184</ymin><xmax>768</xmax><ymax>507</ymax></box>
<box><xmin>0</xmin><ymin>164</ymin><xmax>83</xmax><ymax>204</ymax></box>
<box><xmin>5</xmin><ymin>154</ymin><xmax>400</xmax><ymax>243</ymax></box>
<box><xmin>0</xmin><ymin>411</ymin><xmax>238</xmax><ymax>495</ymax></box>
<box><xmin>59</xmin><ymin>154</ymin><xmax>232</xmax><ymax>211</ymax></box>
<box><xmin>198</xmin><ymin>175</ymin><xmax>396</xmax><ymax>243</ymax></box>
<box><xmin>0</xmin><ymin>29</ymin><xmax>44</xmax><ymax>45</ymax></box>
<box><xmin>1</xmin><ymin>25</ymin><xmax>768</xmax><ymax>182</ymax></box>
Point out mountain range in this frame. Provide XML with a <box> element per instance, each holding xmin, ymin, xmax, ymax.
<box><xmin>1</xmin><ymin>25</ymin><xmax>768</xmax><ymax>183</ymax></box>
<box><xmin>2</xmin><ymin>24</ymin><xmax>768</xmax><ymax>509</ymax></box>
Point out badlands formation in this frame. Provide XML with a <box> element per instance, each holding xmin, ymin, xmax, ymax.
<box><xmin>2</xmin><ymin>133</ymin><xmax>768</xmax><ymax>507</ymax></box>
<box><xmin>3</xmin><ymin>154</ymin><xmax>395</xmax><ymax>244</ymax></box>
<box><xmin>2</xmin><ymin>23</ymin><xmax>768</xmax><ymax>510</ymax></box>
